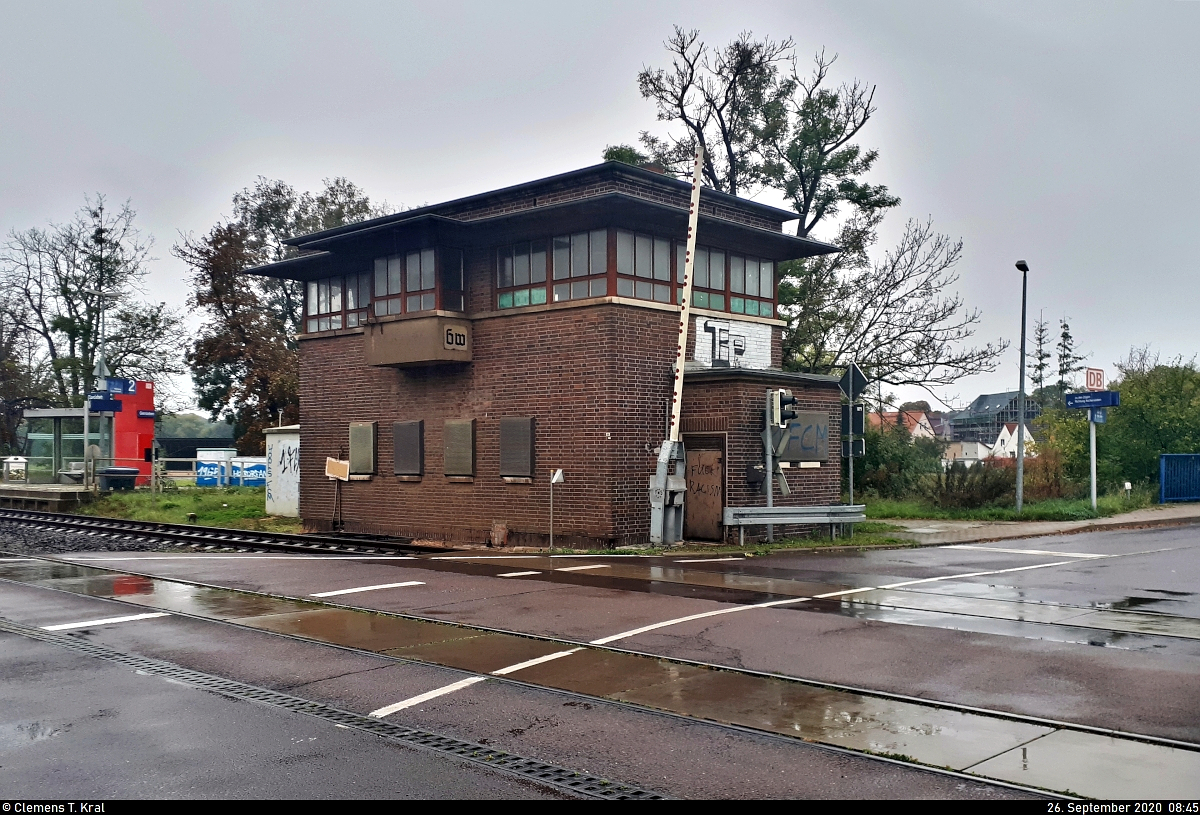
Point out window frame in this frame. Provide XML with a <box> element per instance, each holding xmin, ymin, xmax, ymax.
<box><xmin>372</xmin><ymin>247</ymin><xmax>464</xmax><ymax>319</ymax></box>
<box><xmin>305</xmin><ymin>272</ymin><xmax>371</xmax><ymax>334</ymax></box>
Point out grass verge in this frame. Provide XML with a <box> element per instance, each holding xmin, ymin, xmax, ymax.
<box><xmin>864</xmin><ymin>490</ymin><xmax>1155</xmax><ymax>522</ymax></box>
<box><xmin>75</xmin><ymin>486</ymin><xmax>304</xmax><ymax>534</ymax></box>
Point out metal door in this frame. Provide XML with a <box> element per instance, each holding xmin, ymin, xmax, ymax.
<box><xmin>684</xmin><ymin>449</ymin><xmax>724</xmax><ymax>540</ymax></box>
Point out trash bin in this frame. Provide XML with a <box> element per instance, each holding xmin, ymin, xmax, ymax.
<box><xmin>99</xmin><ymin>466</ymin><xmax>139</xmax><ymax>491</ymax></box>
<box><xmin>3</xmin><ymin>456</ymin><xmax>28</xmax><ymax>484</ymax></box>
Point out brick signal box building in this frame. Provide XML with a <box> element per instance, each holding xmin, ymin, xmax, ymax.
<box><xmin>249</xmin><ymin>162</ymin><xmax>842</xmax><ymax>547</ymax></box>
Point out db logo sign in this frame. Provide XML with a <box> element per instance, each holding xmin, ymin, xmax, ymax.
<box><xmin>443</xmin><ymin>327</ymin><xmax>468</xmax><ymax>350</ymax></box>
<box><xmin>1086</xmin><ymin>367</ymin><xmax>1105</xmax><ymax>391</ymax></box>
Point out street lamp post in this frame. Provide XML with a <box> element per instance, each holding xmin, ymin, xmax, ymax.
<box><xmin>1015</xmin><ymin>260</ymin><xmax>1030</xmax><ymax>513</ymax></box>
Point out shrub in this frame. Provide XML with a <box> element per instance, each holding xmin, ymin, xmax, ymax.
<box><xmin>927</xmin><ymin>461</ymin><xmax>1015</xmax><ymax>508</ymax></box>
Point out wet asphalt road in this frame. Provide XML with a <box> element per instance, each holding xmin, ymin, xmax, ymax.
<box><xmin>2</xmin><ymin>521</ymin><xmax>1198</xmax><ymax>798</ymax></box>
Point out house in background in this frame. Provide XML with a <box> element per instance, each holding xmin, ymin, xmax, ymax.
<box><xmin>867</xmin><ymin>410</ymin><xmax>936</xmax><ymax>439</ymax></box>
<box><xmin>942</xmin><ymin>441</ymin><xmax>992</xmax><ymax>468</ymax></box>
<box><xmin>947</xmin><ymin>391</ymin><xmax>1041</xmax><ymax>444</ymax></box>
<box><xmin>991</xmin><ymin>422</ymin><xmax>1037</xmax><ymax>459</ymax></box>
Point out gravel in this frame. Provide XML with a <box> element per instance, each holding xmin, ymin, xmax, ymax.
<box><xmin>0</xmin><ymin>520</ymin><xmax>182</xmax><ymax>555</ymax></box>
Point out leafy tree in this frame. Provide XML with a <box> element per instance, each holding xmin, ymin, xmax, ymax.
<box><xmin>157</xmin><ymin>412</ymin><xmax>235</xmax><ymax>439</ymax></box>
<box><xmin>899</xmin><ymin>400</ymin><xmax>931</xmax><ymax>413</ymax></box>
<box><xmin>0</xmin><ymin>197</ymin><xmax>186</xmax><ymax>407</ymax></box>
<box><xmin>180</xmin><ymin>178</ymin><xmax>387</xmax><ymax>454</ymax></box>
<box><xmin>602</xmin><ymin>144</ymin><xmax>655</xmax><ymax>168</ymax></box>
<box><xmin>848</xmin><ymin>420</ymin><xmax>943</xmax><ymax>499</ymax></box>
<box><xmin>1036</xmin><ymin>348</ymin><xmax>1200</xmax><ymax>488</ymax></box>
<box><xmin>756</xmin><ymin>50</ymin><xmax>899</xmax><ymax>237</ymax></box>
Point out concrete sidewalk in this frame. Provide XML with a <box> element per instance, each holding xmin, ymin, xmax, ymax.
<box><xmin>884</xmin><ymin>502</ymin><xmax>1200</xmax><ymax>546</ymax></box>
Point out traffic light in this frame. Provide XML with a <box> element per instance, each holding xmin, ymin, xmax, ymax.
<box><xmin>767</xmin><ymin>389</ymin><xmax>799</xmax><ymax>427</ymax></box>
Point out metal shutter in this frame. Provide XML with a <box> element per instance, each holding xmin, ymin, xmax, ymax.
<box><xmin>393</xmin><ymin>420</ymin><xmax>423</xmax><ymax>476</ymax></box>
<box><xmin>499</xmin><ymin>417</ymin><xmax>534</xmax><ymax>477</ymax></box>
<box><xmin>443</xmin><ymin>419</ymin><xmax>475</xmax><ymax>476</ymax></box>
<box><xmin>348</xmin><ymin>422</ymin><xmax>376</xmax><ymax>474</ymax></box>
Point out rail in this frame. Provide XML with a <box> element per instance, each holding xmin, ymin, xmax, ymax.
<box><xmin>0</xmin><ymin>506</ymin><xmax>442</xmax><ymax>555</ymax></box>
<box><xmin>723</xmin><ymin>504</ymin><xmax>866</xmax><ymax>547</ymax></box>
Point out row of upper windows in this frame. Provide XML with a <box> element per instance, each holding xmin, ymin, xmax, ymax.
<box><xmin>496</xmin><ymin>229</ymin><xmax>775</xmax><ymax>316</ymax></box>
<box><xmin>303</xmin><ymin>231</ymin><xmax>777</xmax><ymax>333</ymax></box>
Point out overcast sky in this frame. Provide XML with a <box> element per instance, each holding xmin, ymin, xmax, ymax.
<box><xmin>2</xmin><ymin>1</ymin><xmax>1197</xmax><ymax>411</ymax></box>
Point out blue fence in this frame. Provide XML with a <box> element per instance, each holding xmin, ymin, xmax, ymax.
<box><xmin>1160</xmin><ymin>454</ymin><xmax>1200</xmax><ymax>503</ymax></box>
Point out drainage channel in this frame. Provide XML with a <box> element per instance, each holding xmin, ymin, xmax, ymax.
<box><xmin>3</xmin><ymin>556</ymin><xmax>1200</xmax><ymax>799</ymax></box>
<box><xmin>0</xmin><ymin>615</ymin><xmax>663</xmax><ymax>800</ymax></box>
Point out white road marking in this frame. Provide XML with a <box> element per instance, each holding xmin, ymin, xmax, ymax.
<box><xmin>368</xmin><ymin>676</ymin><xmax>487</xmax><ymax>718</ymax></box>
<box><xmin>491</xmin><ymin>648</ymin><xmax>582</xmax><ymax>675</ymax></box>
<box><xmin>945</xmin><ymin>545</ymin><xmax>1107</xmax><ymax>559</ymax></box>
<box><xmin>588</xmin><ymin>552</ymin><xmax>1136</xmax><ymax>644</ymax></box>
<box><xmin>497</xmin><ymin>571</ymin><xmax>541</xmax><ymax>577</ymax></box>
<box><xmin>675</xmin><ymin>557</ymin><xmax>744</xmax><ymax>563</ymax></box>
<box><xmin>66</xmin><ymin>555</ymin><xmax>417</xmax><ymax>561</ymax></box>
<box><xmin>43</xmin><ymin>612</ymin><xmax>169</xmax><ymax>631</ymax></box>
<box><xmin>589</xmin><ymin>597</ymin><xmax>804</xmax><ymax>645</ymax></box>
<box><xmin>555</xmin><ymin>564</ymin><xmax>610</xmax><ymax>572</ymax></box>
<box><xmin>310</xmin><ymin>581</ymin><xmax>424</xmax><ymax>597</ymax></box>
<box><xmin>431</xmin><ymin>555</ymin><xmax>540</xmax><ymax>560</ymax></box>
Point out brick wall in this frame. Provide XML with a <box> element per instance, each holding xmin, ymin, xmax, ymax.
<box><xmin>298</xmin><ymin>301</ymin><xmax>839</xmax><ymax>548</ymax></box>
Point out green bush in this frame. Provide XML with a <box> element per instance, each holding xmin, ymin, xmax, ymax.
<box><xmin>846</xmin><ymin>421</ymin><xmax>944</xmax><ymax>499</ymax></box>
<box><xmin>927</xmin><ymin>461</ymin><xmax>1015</xmax><ymax>509</ymax></box>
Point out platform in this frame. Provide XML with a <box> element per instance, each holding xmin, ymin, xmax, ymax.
<box><xmin>0</xmin><ymin>483</ymin><xmax>93</xmax><ymax>511</ymax></box>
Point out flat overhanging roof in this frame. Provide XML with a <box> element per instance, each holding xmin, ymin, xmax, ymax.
<box><xmin>247</xmin><ymin>194</ymin><xmax>837</xmax><ymax>282</ymax></box>
<box><xmin>282</xmin><ymin>161</ymin><xmax>801</xmax><ymax>250</ymax></box>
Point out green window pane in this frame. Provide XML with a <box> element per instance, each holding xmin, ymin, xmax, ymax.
<box><xmin>744</xmin><ymin>299</ymin><xmax>759</xmax><ymax>316</ymax></box>
<box><xmin>530</xmin><ymin>286</ymin><xmax>547</xmax><ymax>305</ymax></box>
<box><xmin>709</xmin><ymin>294</ymin><xmax>725</xmax><ymax>311</ymax></box>
<box><xmin>693</xmin><ymin>291</ymin><xmax>709</xmax><ymax>308</ymax></box>
<box><xmin>498</xmin><ymin>291</ymin><xmax>513</xmax><ymax>309</ymax></box>
<box><xmin>731</xmin><ymin>297</ymin><xmax>745</xmax><ymax>314</ymax></box>
<box><xmin>513</xmin><ymin>288</ymin><xmax>530</xmax><ymax>307</ymax></box>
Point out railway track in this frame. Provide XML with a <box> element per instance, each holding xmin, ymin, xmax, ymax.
<box><xmin>0</xmin><ymin>507</ymin><xmax>444</xmax><ymax>555</ymax></box>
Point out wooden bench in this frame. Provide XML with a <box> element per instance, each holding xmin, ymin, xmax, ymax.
<box><xmin>723</xmin><ymin>504</ymin><xmax>866</xmax><ymax>546</ymax></box>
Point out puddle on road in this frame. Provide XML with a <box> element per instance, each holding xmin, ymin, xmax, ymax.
<box><xmin>5</xmin><ymin>556</ymin><xmax>1200</xmax><ymax>797</ymax></box>
<box><xmin>969</xmin><ymin>729</ymin><xmax>1200</xmax><ymax>799</ymax></box>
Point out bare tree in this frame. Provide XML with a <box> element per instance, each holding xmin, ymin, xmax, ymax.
<box><xmin>637</xmin><ymin>27</ymin><xmax>792</xmax><ymax>196</ymax></box>
<box><xmin>0</xmin><ymin>197</ymin><xmax>185</xmax><ymax>405</ymax></box>
<box><xmin>783</xmin><ymin>216</ymin><xmax>1008</xmax><ymax>391</ymax></box>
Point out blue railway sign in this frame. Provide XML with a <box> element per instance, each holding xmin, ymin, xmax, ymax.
<box><xmin>1065</xmin><ymin>391</ymin><xmax>1120</xmax><ymax>409</ymax></box>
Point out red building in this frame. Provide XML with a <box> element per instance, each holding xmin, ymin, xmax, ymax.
<box><xmin>112</xmin><ymin>379</ymin><xmax>157</xmax><ymax>484</ymax></box>
<box><xmin>247</xmin><ymin>162</ymin><xmax>843</xmax><ymax>547</ymax></box>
